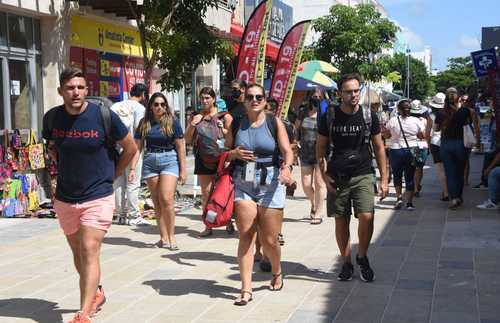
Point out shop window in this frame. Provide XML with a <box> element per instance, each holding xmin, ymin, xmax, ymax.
<box><xmin>0</xmin><ymin>13</ymin><xmax>6</xmax><ymax>46</ymax></box>
<box><xmin>9</xmin><ymin>59</ymin><xmax>30</xmax><ymax>129</ymax></box>
<box><xmin>0</xmin><ymin>68</ymin><xmax>4</xmax><ymax>127</ymax></box>
<box><xmin>34</xmin><ymin>19</ymin><xmax>41</xmax><ymax>51</ymax></box>
<box><xmin>8</xmin><ymin>14</ymin><xmax>30</xmax><ymax>49</ymax></box>
<box><xmin>36</xmin><ymin>55</ymin><xmax>44</xmax><ymax>131</ymax></box>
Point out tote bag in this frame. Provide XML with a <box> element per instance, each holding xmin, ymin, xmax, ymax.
<box><xmin>28</xmin><ymin>130</ymin><xmax>45</xmax><ymax>170</ymax></box>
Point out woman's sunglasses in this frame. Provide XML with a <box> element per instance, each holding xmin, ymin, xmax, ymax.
<box><xmin>153</xmin><ymin>102</ymin><xmax>166</xmax><ymax>108</ymax></box>
<box><xmin>245</xmin><ymin>94</ymin><xmax>265</xmax><ymax>102</ymax></box>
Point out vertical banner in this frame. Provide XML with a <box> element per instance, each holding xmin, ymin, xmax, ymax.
<box><xmin>270</xmin><ymin>20</ymin><xmax>311</xmax><ymax>119</ymax></box>
<box><xmin>236</xmin><ymin>0</ymin><xmax>273</xmax><ymax>85</ymax></box>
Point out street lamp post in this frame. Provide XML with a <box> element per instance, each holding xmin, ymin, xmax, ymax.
<box><xmin>406</xmin><ymin>47</ymin><xmax>411</xmax><ymax>98</ymax></box>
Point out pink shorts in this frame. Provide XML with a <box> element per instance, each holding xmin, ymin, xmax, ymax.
<box><xmin>54</xmin><ymin>194</ymin><xmax>115</xmax><ymax>236</ymax></box>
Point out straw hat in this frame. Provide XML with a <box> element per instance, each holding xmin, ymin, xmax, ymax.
<box><xmin>428</xmin><ymin>92</ymin><xmax>445</xmax><ymax>109</ymax></box>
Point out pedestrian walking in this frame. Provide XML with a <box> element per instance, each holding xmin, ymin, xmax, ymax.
<box><xmin>295</xmin><ymin>89</ymin><xmax>326</xmax><ymax>224</ymax></box>
<box><xmin>384</xmin><ymin>100</ymin><xmax>425</xmax><ymax>210</ymax></box>
<box><xmin>225</xmin><ymin>83</ymin><xmax>294</xmax><ymax>305</ymax></box>
<box><xmin>428</xmin><ymin>93</ymin><xmax>449</xmax><ymax>201</ymax></box>
<box><xmin>410</xmin><ymin>100</ymin><xmax>431</xmax><ymax>197</ymax></box>
<box><xmin>435</xmin><ymin>87</ymin><xmax>473</xmax><ymax>209</ymax></box>
<box><xmin>42</xmin><ymin>68</ymin><xmax>137</xmax><ymax>323</ymax></box>
<box><xmin>184</xmin><ymin>87</ymin><xmax>234</xmax><ymax>237</ymax></box>
<box><xmin>110</xmin><ymin>83</ymin><xmax>148</xmax><ymax>226</ymax></box>
<box><xmin>316</xmin><ymin>73</ymin><xmax>389</xmax><ymax>282</ymax></box>
<box><xmin>460</xmin><ymin>94</ymin><xmax>481</xmax><ymax>186</ymax></box>
<box><xmin>132</xmin><ymin>92</ymin><xmax>187</xmax><ymax>249</ymax></box>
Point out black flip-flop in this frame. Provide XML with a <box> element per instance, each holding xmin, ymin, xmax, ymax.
<box><xmin>310</xmin><ymin>217</ymin><xmax>323</xmax><ymax>225</ymax></box>
<box><xmin>269</xmin><ymin>273</ymin><xmax>284</xmax><ymax>291</ymax></box>
<box><xmin>234</xmin><ymin>291</ymin><xmax>253</xmax><ymax>306</ymax></box>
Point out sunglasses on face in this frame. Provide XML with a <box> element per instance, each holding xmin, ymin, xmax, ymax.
<box><xmin>245</xmin><ymin>94</ymin><xmax>265</xmax><ymax>102</ymax></box>
<box><xmin>153</xmin><ymin>102</ymin><xmax>166</xmax><ymax>107</ymax></box>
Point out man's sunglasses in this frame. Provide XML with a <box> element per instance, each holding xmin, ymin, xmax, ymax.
<box><xmin>245</xmin><ymin>94</ymin><xmax>265</xmax><ymax>102</ymax></box>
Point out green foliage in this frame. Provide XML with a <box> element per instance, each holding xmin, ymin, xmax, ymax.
<box><xmin>385</xmin><ymin>71</ymin><xmax>401</xmax><ymax>85</ymax></box>
<box><xmin>381</xmin><ymin>53</ymin><xmax>433</xmax><ymax>101</ymax></box>
<box><xmin>432</xmin><ymin>56</ymin><xmax>478</xmax><ymax>95</ymax></box>
<box><xmin>136</xmin><ymin>0</ymin><xmax>234</xmax><ymax>91</ymax></box>
<box><xmin>300</xmin><ymin>46</ymin><xmax>319</xmax><ymax>63</ymax></box>
<box><xmin>311</xmin><ymin>4</ymin><xmax>399</xmax><ymax>81</ymax></box>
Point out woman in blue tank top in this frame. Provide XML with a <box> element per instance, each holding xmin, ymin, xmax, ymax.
<box><xmin>225</xmin><ymin>83</ymin><xmax>294</xmax><ymax>305</ymax></box>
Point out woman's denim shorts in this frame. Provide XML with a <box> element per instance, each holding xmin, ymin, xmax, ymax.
<box><xmin>233</xmin><ymin>165</ymin><xmax>286</xmax><ymax>209</ymax></box>
<box><xmin>142</xmin><ymin>150</ymin><xmax>179</xmax><ymax>179</ymax></box>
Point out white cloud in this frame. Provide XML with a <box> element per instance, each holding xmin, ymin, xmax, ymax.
<box><xmin>458</xmin><ymin>34</ymin><xmax>480</xmax><ymax>50</ymax></box>
<box><xmin>395</xmin><ymin>24</ymin><xmax>425</xmax><ymax>52</ymax></box>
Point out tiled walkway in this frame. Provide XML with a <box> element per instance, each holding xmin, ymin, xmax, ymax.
<box><xmin>0</xmin><ymin>154</ymin><xmax>499</xmax><ymax>323</ymax></box>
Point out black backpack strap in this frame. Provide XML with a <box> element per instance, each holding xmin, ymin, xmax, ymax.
<box><xmin>265</xmin><ymin>113</ymin><xmax>281</xmax><ymax>166</ymax></box>
<box><xmin>99</xmin><ymin>103</ymin><xmax>114</xmax><ymax>148</ymax></box>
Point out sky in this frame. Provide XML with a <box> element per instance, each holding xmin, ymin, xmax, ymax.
<box><xmin>379</xmin><ymin>0</ymin><xmax>499</xmax><ymax>70</ymax></box>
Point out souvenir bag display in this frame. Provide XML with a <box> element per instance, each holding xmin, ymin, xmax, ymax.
<box><xmin>27</xmin><ymin>174</ymin><xmax>39</xmax><ymax>211</ymax></box>
<box><xmin>0</xmin><ymin>130</ymin><xmax>14</xmax><ymax>186</ymax></box>
<box><xmin>4</xmin><ymin>129</ymin><xmax>18</xmax><ymax>171</ymax></box>
<box><xmin>0</xmin><ymin>145</ymin><xmax>12</xmax><ymax>186</ymax></box>
<box><xmin>18</xmin><ymin>137</ymin><xmax>30</xmax><ymax>173</ymax></box>
<box><xmin>11</xmin><ymin>129</ymin><xmax>22</xmax><ymax>150</ymax></box>
<box><xmin>28</xmin><ymin>129</ymin><xmax>45</xmax><ymax>170</ymax></box>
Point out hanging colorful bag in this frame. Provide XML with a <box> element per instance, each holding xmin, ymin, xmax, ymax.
<box><xmin>11</xmin><ymin>129</ymin><xmax>22</xmax><ymax>150</ymax></box>
<box><xmin>3</xmin><ymin>129</ymin><xmax>17</xmax><ymax>172</ymax></box>
<box><xmin>28</xmin><ymin>130</ymin><xmax>45</xmax><ymax>170</ymax></box>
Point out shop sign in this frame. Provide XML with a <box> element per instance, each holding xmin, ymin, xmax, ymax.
<box><xmin>71</xmin><ymin>16</ymin><xmax>149</xmax><ymax>57</ymax></box>
<box><xmin>100</xmin><ymin>81</ymin><xmax>121</xmax><ymax>98</ymax></box>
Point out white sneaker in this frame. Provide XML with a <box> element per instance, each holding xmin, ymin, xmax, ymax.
<box><xmin>476</xmin><ymin>200</ymin><xmax>499</xmax><ymax>210</ymax></box>
<box><xmin>128</xmin><ymin>217</ymin><xmax>150</xmax><ymax>226</ymax></box>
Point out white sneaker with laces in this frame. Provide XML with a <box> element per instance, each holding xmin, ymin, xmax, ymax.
<box><xmin>476</xmin><ymin>200</ymin><xmax>499</xmax><ymax>210</ymax></box>
<box><xmin>128</xmin><ymin>217</ymin><xmax>150</xmax><ymax>226</ymax></box>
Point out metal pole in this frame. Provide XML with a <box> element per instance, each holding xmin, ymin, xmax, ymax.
<box><xmin>406</xmin><ymin>47</ymin><xmax>411</xmax><ymax>98</ymax></box>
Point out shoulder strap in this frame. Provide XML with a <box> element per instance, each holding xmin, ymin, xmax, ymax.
<box><xmin>265</xmin><ymin>113</ymin><xmax>278</xmax><ymax>140</ymax></box>
<box><xmin>397</xmin><ymin>116</ymin><xmax>411</xmax><ymax>149</ymax></box>
<box><xmin>361</xmin><ymin>104</ymin><xmax>372</xmax><ymax>144</ymax></box>
<box><xmin>99</xmin><ymin>104</ymin><xmax>114</xmax><ymax>147</ymax></box>
<box><xmin>326</xmin><ymin>104</ymin><xmax>336</xmax><ymax>142</ymax></box>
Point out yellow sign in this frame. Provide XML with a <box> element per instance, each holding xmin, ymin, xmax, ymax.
<box><xmin>100</xmin><ymin>60</ymin><xmax>110</xmax><ymax>77</ymax></box>
<box><xmin>71</xmin><ymin>16</ymin><xmax>150</xmax><ymax>57</ymax></box>
<box><xmin>100</xmin><ymin>81</ymin><xmax>108</xmax><ymax>97</ymax></box>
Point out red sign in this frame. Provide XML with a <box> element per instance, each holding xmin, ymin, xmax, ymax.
<box><xmin>70</xmin><ymin>47</ymin><xmax>83</xmax><ymax>69</ymax></box>
<box><xmin>83</xmin><ymin>49</ymin><xmax>100</xmax><ymax>96</ymax></box>
<box><xmin>270</xmin><ymin>21</ymin><xmax>310</xmax><ymax>118</ymax></box>
<box><xmin>124</xmin><ymin>56</ymin><xmax>145</xmax><ymax>93</ymax></box>
<box><xmin>236</xmin><ymin>0</ymin><xmax>272</xmax><ymax>85</ymax></box>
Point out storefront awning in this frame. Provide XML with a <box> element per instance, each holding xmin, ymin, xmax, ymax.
<box><xmin>67</xmin><ymin>0</ymin><xmax>143</xmax><ymax>19</ymax></box>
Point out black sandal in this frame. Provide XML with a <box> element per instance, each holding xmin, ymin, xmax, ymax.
<box><xmin>310</xmin><ymin>216</ymin><xmax>323</xmax><ymax>225</ymax></box>
<box><xmin>234</xmin><ymin>291</ymin><xmax>253</xmax><ymax>306</ymax></box>
<box><xmin>269</xmin><ymin>272</ymin><xmax>284</xmax><ymax>291</ymax></box>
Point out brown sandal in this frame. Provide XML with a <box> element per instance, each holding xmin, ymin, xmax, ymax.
<box><xmin>269</xmin><ymin>272</ymin><xmax>284</xmax><ymax>291</ymax></box>
<box><xmin>234</xmin><ymin>290</ymin><xmax>253</xmax><ymax>306</ymax></box>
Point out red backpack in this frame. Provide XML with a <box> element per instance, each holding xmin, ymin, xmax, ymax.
<box><xmin>202</xmin><ymin>152</ymin><xmax>234</xmax><ymax>228</ymax></box>
<box><xmin>194</xmin><ymin>113</ymin><xmax>226</xmax><ymax>170</ymax></box>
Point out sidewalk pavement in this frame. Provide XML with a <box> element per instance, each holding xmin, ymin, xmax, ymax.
<box><xmin>1</xmin><ymin>153</ymin><xmax>500</xmax><ymax>323</ymax></box>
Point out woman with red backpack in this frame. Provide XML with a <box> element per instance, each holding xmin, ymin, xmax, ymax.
<box><xmin>185</xmin><ymin>87</ymin><xmax>234</xmax><ymax>237</ymax></box>
<box><xmin>132</xmin><ymin>93</ymin><xmax>187</xmax><ymax>250</ymax></box>
<box><xmin>225</xmin><ymin>83</ymin><xmax>294</xmax><ymax>306</ymax></box>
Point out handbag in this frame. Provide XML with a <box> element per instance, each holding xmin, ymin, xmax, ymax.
<box><xmin>202</xmin><ymin>152</ymin><xmax>234</xmax><ymax>228</ymax></box>
<box><xmin>27</xmin><ymin>130</ymin><xmax>45</xmax><ymax>170</ymax></box>
<box><xmin>3</xmin><ymin>129</ymin><xmax>18</xmax><ymax>171</ymax></box>
<box><xmin>463</xmin><ymin>124</ymin><xmax>475</xmax><ymax>148</ymax></box>
<box><xmin>397</xmin><ymin>116</ymin><xmax>424</xmax><ymax>167</ymax></box>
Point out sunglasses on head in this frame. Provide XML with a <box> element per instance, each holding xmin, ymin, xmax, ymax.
<box><xmin>245</xmin><ymin>94</ymin><xmax>265</xmax><ymax>102</ymax></box>
<box><xmin>153</xmin><ymin>102</ymin><xmax>166</xmax><ymax>107</ymax></box>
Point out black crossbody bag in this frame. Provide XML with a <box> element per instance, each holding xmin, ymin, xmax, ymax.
<box><xmin>397</xmin><ymin>116</ymin><xmax>423</xmax><ymax>167</ymax></box>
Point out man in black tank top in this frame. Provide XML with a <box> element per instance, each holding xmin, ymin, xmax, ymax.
<box><xmin>316</xmin><ymin>73</ymin><xmax>389</xmax><ymax>283</ymax></box>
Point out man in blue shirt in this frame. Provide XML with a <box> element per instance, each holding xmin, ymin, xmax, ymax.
<box><xmin>42</xmin><ymin>68</ymin><xmax>137</xmax><ymax>323</ymax></box>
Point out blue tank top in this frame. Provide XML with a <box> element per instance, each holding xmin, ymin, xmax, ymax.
<box><xmin>234</xmin><ymin>116</ymin><xmax>277</xmax><ymax>163</ymax></box>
